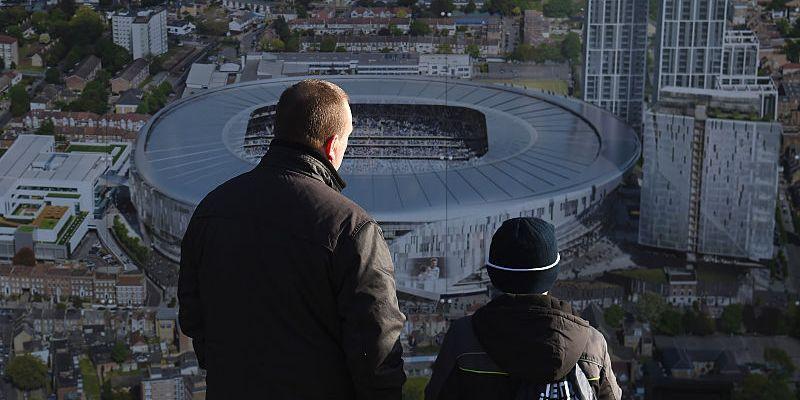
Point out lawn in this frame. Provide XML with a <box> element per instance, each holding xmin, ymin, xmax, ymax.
<box><xmin>484</xmin><ymin>79</ymin><xmax>569</xmax><ymax>95</ymax></box>
<box><xmin>66</xmin><ymin>144</ymin><xmax>127</xmax><ymax>164</ymax></box>
<box><xmin>614</xmin><ymin>268</ymin><xmax>666</xmax><ymax>284</ymax></box>
<box><xmin>38</xmin><ymin>218</ymin><xmax>59</xmax><ymax>230</ymax></box>
<box><xmin>79</xmin><ymin>357</ymin><xmax>101</xmax><ymax>400</ymax></box>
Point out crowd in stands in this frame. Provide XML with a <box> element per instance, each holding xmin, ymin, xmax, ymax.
<box><xmin>242</xmin><ymin>104</ymin><xmax>489</xmax><ymax>174</ymax></box>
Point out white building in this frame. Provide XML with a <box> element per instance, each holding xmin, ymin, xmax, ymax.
<box><xmin>253</xmin><ymin>52</ymin><xmax>472</xmax><ymax>79</ymax></box>
<box><xmin>112</xmin><ymin>8</ymin><xmax>168</xmax><ymax>60</ymax></box>
<box><xmin>0</xmin><ymin>136</ymin><xmax>113</xmax><ymax>259</ymax></box>
<box><xmin>0</xmin><ymin>35</ymin><xmax>19</xmax><ymax>69</ymax></box>
<box><xmin>167</xmin><ymin>20</ymin><xmax>195</xmax><ymax>36</ymax></box>
<box><xmin>582</xmin><ymin>0</ymin><xmax>648</xmax><ymax>128</ymax></box>
<box><xmin>116</xmin><ymin>274</ymin><xmax>145</xmax><ymax>306</ymax></box>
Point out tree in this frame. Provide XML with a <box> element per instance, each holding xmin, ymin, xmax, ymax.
<box><xmin>285</xmin><ymin>34</ymin><xmax>301</xmax><ymax>52</ymax></box>
<box><xmin>719</xmin><ymin>304</ymin><xmax>743</xmax><ymax>334</ymax></box>
<box><xmin>66</xmin><ymin>78</ymin><xmax>109</xmax><ymax>114</ymax></box>
<box><xmin>35</xmin><ymin>119</ymin><xmax>55</xmax><ymax>136</ymax></box>
<box><xmin>635</xmin><ymin>291</ymin><xmax>667</xmax><ymax>323</ymax></box>
<box><xmin>12</xmin><ymin>247</ymin><xmax>36</xmax><ymax>267</ymax></box>
<box><xmin>736</xmin><ymin>373</ymin><xmax>794</xmax><ymax>400</ymax></box>
<box><xmin>58</xmin><ymin>0</ymin><xmax>77</xmax><ymax>18</ymax></box>
<box><xmin>95</xmin><ymin>38</ymin><xmax>132</xmax><ymax>75</ymax></box>
<box><xmin>543</xmin><ymin>0</ymin><xmax>577</xmax><ymax>17</ymax></box>
<box><xmin>764</xmin><ymin>347</ymin><xmax>795</xmax><ymax>376</ymax></box>
<box><xmin>6</xmin><ymin>25</ymin><xmax>23</xmax><ymax>41</ymax></box>
<box><xmin>45</xmin><ymin>67</ymin><xmax>61</xmax><ymax>84</ymax></box>
<box><xmin>783</xmin><ymin>39</ymin><xmax>800</xmax><ymax>63</ymax></box>
<box><xmin>430</xmin><ymin>0</ymin><xmax>455</xmax><ymax>15</ymax></box>
<box><xmin>436</xmin><ymin>43</ymin><xmax>453</xmax><ymax>54</ymax></box>
<box><xmin>465</xmin><ymin>43</ymin><xmax>480</xmax><ymax>58</ymax></box>
<box><xmin>410</xmin><ymin>20</ymin><xmax>431</xmax><ymax>36</ymax></box>
<box><xmin>67</xmin><ymin>7</ymin><xmax>104</xmax><ymax>47</ymax></box>
<box><xmin>603</xmin><ymin>304</ymin><xmax>624</xmax><ymax>328</ymax></box>
<box><xmin>464</xmin><ymin>0</ymin><xmax>477</xmax><ymax>13</ymax></box>
<box><xmin>259</xmin><ymin>37</ymin><xmax>285</xmax><ymax>51</ymax></box>
<box><xmin>756</xmin><ymin>307</ymin><xmax>787</xmax><ymax>335</ymax></box>
<box><xmin>560</xmin><ymin>32</ymin><xmax>581</xmax><ymax>63</ymax></box>
<box><xmin>5</xmin><ymin>355</ymin><xmax>47</xmax><ymax>391</ymax></box>
<box><xmin>72</xmin><ymin>296</ymin><xmax>83</xmax><ymax>309</ymax></box>
<box><xmin>8</xmin><ymin>84</ymin><xmax>29</xmax><ymax>117</ymax></box>
<box><xmin>111</xmin><ymin>341</ymin><xmax>130</xmax><ymax>363</ymax></box>
<box><xmin>683</xmin><ymin>307</ymin><xmax>714</xmax><ymax>336</ymax></box>
<box><xmin>655</xmin><ymin>308</ymin><xmax>683</xmax><ymax>335</ymax></box>
<box><xmin>272</xmin><ymin>17</ymin><xmax>291</xmax><ymax>42</ymax></box>
<box><xmin>39</xmin><ymin>33</ymin><xmax>51</xmax><ymax>44</ymax></box>
<box><xmin>320</xmin><ymin>36</ymin><xmax>337</xmax><ymax>52</ymax></box>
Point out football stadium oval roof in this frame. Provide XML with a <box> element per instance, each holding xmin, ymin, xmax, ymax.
<box><xmin>134</xmin><ymin>76</ymin><xmax>640</xmax><ymax>222</ymax></box>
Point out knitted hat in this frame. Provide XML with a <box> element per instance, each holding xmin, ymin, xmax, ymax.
<box><xmin>487</xmin><ymin>217</ymin><xmax>560</xmax><ymax>294</ymax></box>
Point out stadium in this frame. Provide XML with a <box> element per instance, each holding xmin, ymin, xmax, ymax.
<box><xmin>130</xmin><ymin>76</ymin><xmax>640</xmax><ymax>298</ymax></box>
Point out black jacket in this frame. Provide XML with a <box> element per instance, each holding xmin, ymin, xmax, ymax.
<box><xmin>425</xmin><ymin>294</ymin><xmax>621</xmax><ymax>400</ymax></box>
<box><xmin>178</xmin><ymin>140</ymin><xmax>406</xmax><ymax>399</ymax></box>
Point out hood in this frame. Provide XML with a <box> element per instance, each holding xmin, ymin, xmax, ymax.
<box><xmin>471</xmin><ymin>294</ymin><xmax>591</xmax><ymax>382</ymax></box>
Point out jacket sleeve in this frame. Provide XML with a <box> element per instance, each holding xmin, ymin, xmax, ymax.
<box><xmin>596</xmin><ymin>337</ymin><xmax>622</xmax><ymax>400</ymax></box>
<box><xmin>424</xmin><ymin>323</ymin><xmax>459</xmax><ymax>400</ymax></box>
<box><xmin>178</xmin><ymin>213</ymin><xmax>207</xmax><ymax>369</ymax></box>
<box><xmin>335</xmin><ymin>220</ymin><xmax>407</xmax><ymax>400</ymax></box>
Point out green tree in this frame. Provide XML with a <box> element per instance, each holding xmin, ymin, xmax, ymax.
<box><xmin>95</xmin><ymin>38</ymin><xmax>132</xmax><ymax>75</ymax></box>
<box><xmin>430</xmin><ymin>0</ymin><xmax>455</xmax><ymax>15</ymax></box>
<box><xmin>543</xmin><ymin>0</ymin><xmax>577</xmax><ymax>17</ymax></box>
<box><xmin>410</xmin><ymin>20</ymin><xmax>432</xmax><ymax>36</ymax></box>
<box><xmin>437</xmin><ymin>43</ymin><xmax>453</xmax><ymax>54</ymax></box>
<box><xmin>272</xmin><ymin>17</ymin><xmax>291</xmax><ymax>42</ymax></box>
<box><xmin>35</xmin><ymin>119</ymin><xmax>55</xmax><ymax>136</ymax></box>
<box><xmin>736</xmin><ymin>373</ymin><xmax>794</xmax><ymax>400</ymax></box>
<box><xmin>9</xmin><ymin>84</ymin><xmax>30</xmax><ymax>118</ymax></box>
<box><xmin>510</xmin><ymin>43</ymin><xmax>535</xmax><ymax>61</ymax></box>
<box><xmin>285</xmin><ymin>34</ymin><xmax>301</xmax><ymax>52</ymax></box>
<box><xmin>5</xmin><ymin>25</ymin><xmax>23</xmax><ymax>41</ymax></box>
<box><xmin>636</xmin><ymin>291</ymin><xmax>667</xmax><ymax>323</ymax></box>
<box><xmin>45</xmin><ymin>67</ymin><xmax>61</xmax><ymax>84</ymax></box>
<box><xmin>5</xmin><ymin>355</ymin><xmax>47</xmax><ymax>391</ymax></box>
<box><xmin>72</xmin><ymin>296</ymin><xmax>84</xmax><ymax>309</ymax></box>
<box><xmin>259</xmin><ymin>37</ymin><xmax>285</xmax><ymax>51</ymax></box>
<box><xmin>465</xmin><ymin>43</ymin><xmax>480</xmax><ymax>58</ymax></box>
<box><xmin>66</xmin><ymin>78</ymin><xmax>109</xmax><ymax>114</ymax></box>
<box><xmin>683</xmin><ymin>308</ymin><xmax>715</xmax><ymax>336</ymax></box>
<box><xmin>604</xmin><ymin>304</ymin><xmax>624</xmax><ymax>328</ymax></box>
<box><xmin>784</xmin><ymin>39</ymin><xmax>800</xmax><ymax>63</ymax></box>
<box><xmin>111</xmin><ymin>341</ymin><xmax>130</xmax><ymax>363</ymax></box>
<box><xmin>560</xmin><ymin>32</ymin><xmax>581</xmax><ymax>63</ymax></box>
<box><xmin>320</xmin><ymin>36</ymin><xmax>337</xmax><ymax>52</ymax></box>
<box><xmin>464</xmin><ymin>0</ymin><xmax>477</xmax><ymax>13</ymax></box>
<box><xmin>764</xmin><ymin>347</ymin><xmax>795</xmax><ymax>376</ymax></box>
<box><xmin>58</xmin><ymin>0</ymin><xmax>76</xmax><ymax>18</ymax></box>
<box><xmin>656</xmin><ymin>308</ymin><xmax>684</xmax><ymax>335</ymax></box>
<box><xmin>719</xmin><ymin>304</ymin><xmax>743</xmax><ymax>334</ymax></box>
<box><xmin>67</xmin><ymin>6</ymin><xmax>104</xmax><ymax>47</ymax></box>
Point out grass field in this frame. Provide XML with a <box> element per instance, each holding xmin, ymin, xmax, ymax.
<box><xmin>482</xmin><ymin>79</ymin><xmax>570</xmax><ymax>95</ymax></box>
<box><xmin>79</xmin><ymin>357</ymin><xmax>100</xmax><ymax>400</ymax></box>
<box><xmin>613</xmin><ymin>268</ymin><xmax>666</xmax><ymax>284</ymax></box>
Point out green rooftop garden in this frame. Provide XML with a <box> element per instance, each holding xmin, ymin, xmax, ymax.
<box><xmin>38</xmin><ymin>218</ymin><xmax>59</xmax><ymax>230</ymax></box>
<box><xmin>18</xmin><ymin>225</ymin><xmax>35</xmax><ymax>233</ymax></box>
<box><xmin>56</xmin><ymin>212</ymin><xmax>87</xmax><ymax>245</ymax></box>
<box><xmin>65</xmin><ymin>144</ymin><xmax>128</xmax><ymax>164</ymax></box>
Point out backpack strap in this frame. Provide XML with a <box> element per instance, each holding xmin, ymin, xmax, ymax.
<box><xmin>455</xmin><ymin>352</ymin><xmax>509</xmax><ymax>376</ymax></box>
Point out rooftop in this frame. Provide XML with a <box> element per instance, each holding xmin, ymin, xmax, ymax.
<box><xmin>115</xmin><ymin>58</ymin><xmax>149</xmax><ymax>82</ymax></box>
<box><xmin>69</xmin><ymin>55</ymin><xmax>101</xmax><ymax>80</ymax></box>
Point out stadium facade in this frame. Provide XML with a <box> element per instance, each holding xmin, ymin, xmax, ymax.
<box><xmin>130</xmin><ymin>77</ymin><xmax>640</xmax><ymax>297</ymax></box>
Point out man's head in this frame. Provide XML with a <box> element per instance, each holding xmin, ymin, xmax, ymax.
<box><xmin>486</xmin><ymin>217</ymin><xmax>560</xmax><ymax>295</ymax></box>
<box><xmin>274</xmin><ymin>79</ymin><xmax>353</xmax><ymax>169</ymax></box>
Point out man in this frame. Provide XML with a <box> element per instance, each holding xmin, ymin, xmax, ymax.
<box><xmin>179</xmin><ymin>79</ymin><xmax>406</xmax><ymax>399</ymax></box>
<box><xmin>425</xmin><ymin>217</ymin><xmax>621</xmax><ymax>400</ymax></box>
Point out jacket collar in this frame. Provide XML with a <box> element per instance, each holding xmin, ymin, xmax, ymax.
<box><xmin>258</xmin><ymin>139</ymin><xmax>347</xmax><ymax>192</ymax></box>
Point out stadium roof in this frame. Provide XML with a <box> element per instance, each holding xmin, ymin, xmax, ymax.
<box><xmin>134</xmin><ymin>77</ymin><xmax>640</xmax><ymax>222</ymax></box>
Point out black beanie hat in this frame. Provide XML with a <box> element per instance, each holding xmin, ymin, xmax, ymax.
<box><xmin>487</xmin><ymin>217</ymin><xmax>560</xmax><ymax>294</ymax></box>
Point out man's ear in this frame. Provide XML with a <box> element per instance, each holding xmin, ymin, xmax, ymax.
<box><xmin>323</xmin><ymin>136</ymin><xmax>336</xmax><ymax>163</ymax></box>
